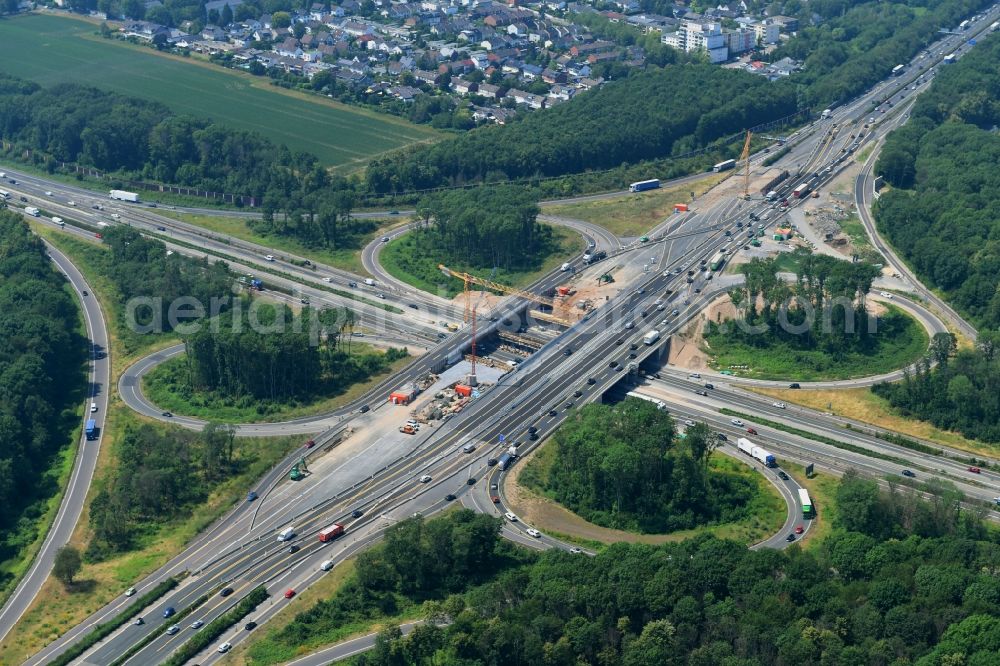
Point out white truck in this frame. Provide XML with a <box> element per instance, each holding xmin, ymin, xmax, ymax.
<box><xmin>24</xmin><ymin>207</ymin><xmax>39</xmax><ymax>217</ymax></box>
<box><xmin>643</xmin><ymin>330</ymin><xmax>660</xmax><ymax>345</ymax></box>
<box><xmin>276</xmin><ymin>526</ymin><xmax>295</xmax><ymax>542</ymax></box>
<box><xmin>821</xmin><ymin>109</ymin><xmax>832</xmax><ymax>119</ymax></box>
<box><xmin>109</xmin><ymin>189</ymin><xmax>140</xmax><ymax>203</ymax></box>
<box><xmin>51</xmin><ymin>216</ymin><xmax>64</xmax><ymax>226</ymax></box>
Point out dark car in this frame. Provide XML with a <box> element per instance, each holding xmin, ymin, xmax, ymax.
<box><xmin>704</xmin><ymin>383</ymin><xmax>714</xmax><ymax>390</ymax></box>
<box><xmin>901</xmin><ymin>470</ymin><xmax>916</xmax><ymax>478</ymax></box>
<box><xmin>245</xmin><ymin>622</ymin><xmax>258</xmax><ymax>631</ymax></box>
<box><xmin>609</xmin><ymin>360</ymin><xmax>619</xmax><ymax>368</ymax></box>
<box><xmin>247</xmin><ymin>491</ymin><xmax>258</xmax><ymax>502</ymax></box>
<box><xmin>587</xmin><ymin>377</ymin><xmax>596</xmax><ymax>385</ymax></box>
<box><xmin>163</xmin><ymin>607</ymin><xmax>175</xmax><ymax>618</ymax></box>
<box><xmin>156</xmin><ymin>225</ymin><xmax>166</xmax><ymax>231</ymax></box>
<box><xmin>487</xmin><ymin>458</ymin><xmax>498</xmax><ymax>467</ymax></box>
<box><xmin>716</xmin><ymin>433</ymin><xmax>728</xmax><ymax>441</ymax></box>
<box><xmin>304</xmin><ymin>439</ymin><xmax>316</xmax><ymax>448</ymax></box>
<box><xmin>437</xmin><ymin>332</ymin><xmax>446</xmax><ymax>339</ymax></box>
<box><xmin>548</xmin><ymin>409</ymin><xmax>557</xmax><ymax>417</ymax></box>
<box><xmin>528</xmin><ymin>426</ymin><xmax>538</xmax><ymax>434</ymax></box>
<box><xmin>351</xmin><ymin>509</ymin><xmax>364</xmax><ymax>518</ymax></box>
<box><xmin>778</xmin><ymin>471</ymin><xmax>789</xmax><ymax>481</ymax></box>
<box><xmin>408</xmin><ymin>303</ymin><xmax>418</xmax><ymax>309</ymax></box>
<box><xmin>563</xmin><ymin>347</ymin><xmax>573</xmax><ymax>356</ymax></box>
<box><xmin>788</xmin><ymin>383</ymin><xmax>801</xmax><ymax>389</ymax></box>
<box><xmin>445</xmin><ymin>493</ymin><xmax>456</xmax><ymax>501</ymax></box>
<box><xmin>573</xmin><ymin>390</ymin><xmax>582</xmax><ymax>398</ymax></box>
<box><xmin>466</xmin><ymin>477</ymin><xmax>476</xmax><ymax>486</ymax></box>
<box><xmin>162</xmin><ymin>411</ymin><xmax>173</xmax><ymax>417</ymax></box>
<box><xmin>640</xmin><ymin>310</ymin><xmax>649</xmax><ymax>317</ymax></box>
<box><xmin>615</xmin><ymin>338</ymin><xmax>624</xmax><ymax>346</ymax></box>
<box><xmin>528</xmin><ymin>432</ymin><xmax>538</xmax><ymax>441</ymax></box>
<box><xmin>629</xmin><ymin>343</ymin><xmax>638</xmax><ymax>350</ymax></box>
<box><xmin>359</xmin><ymin>405</ymin><xmax>370</xmax><ymax>413</ymax></box>
<box><xmin>695</xmin><ymin>390</ymin><xmax>708</xmax><ymax>397</ymax></box>
<box><xmin>220</xmin><ymin>587</ymin><xmax>234</xmax><ymax>597</ymax></box>
<box><xmin>288</xmin><ymin>544</ymin><xmax>299</xmax><ymax>554</ymax></box>
<box><xmin>785</xmin><ymin>534</ymin><xmax>796</xmax><ymax>542</ymax></box>
<box><xmin>348</xmin><ymin>281</ymin><xmax>358</xmax><ymax>288</ymax></box>
<box><xmin>564</xmin><ymin>401</ymin><xmax>573</xmax><ymax>409</ymax></box>
<box><xmin>628</xmin><ymin>352</ymin><xmax>637</xmax><ymax>359</ymax></box>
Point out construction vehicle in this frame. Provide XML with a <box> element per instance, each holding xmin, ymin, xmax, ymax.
<box><xmin>399</xmin><ymin>424</ymin><xmax>417</xmax><ymax>435</ymax></box>
<box><xmin>598</xmin><ymin>273</ymin><xmax>614</xmax><ymax>285</ymax></box>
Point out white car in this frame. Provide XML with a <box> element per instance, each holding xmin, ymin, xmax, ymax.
<box><xmin>90</xmin><ymin>402</ymin><xmax>98</xmax><ymax>413</ymax></box>
<box><xmin>217</xmin><ymin>642</ymin><xmax>232</xmax><ymax>653</ymax></box>
<box><xmin>45</xmin><ymin>190</ymin><xmax>52</xmax><ymax>196</ymax></box>
<box><xmin>683</xmin><ymin>419</ymin><xmax>695</xmax><ymax>427</ymax></box>
<box><xmin>526</xmin><ymin>528</ymin><xmax>541</xmax><ymax>538</ymax></box>
<box><xmin>265</xmin><ymin>254</ymin><xmax>275</xmax><ymax>261</ymax></box>
<box><xmin>419</xmin><ymin>475</ymin><xmax>432</xmax><ymax>483</ymax></box>
<box><xmin>67</xmin><ymin>201</ymin><xmax>75</xmax><ymax>206</ymax></box>
<box><xmin>773</xmin><ymin>402</ymin><xmax>786</xmax><ymax>409</ymax></box>
<box><xmin>689</xmin><ymin>373</ymin><xmax>701</xmax><ymax>379</ymax></box>
<box><xmin>166</xmin><ymin>625</ymin><xmax>179</xmax><ymax>635</ymax></box>
<box><xmin>569</xmin><ymin>547</ymin><xmax>583</xmax><ymax>554</ymax></box>
<box><xmin>504</xmin><ymin>512</ymin><xmax>518</xmax><ymax>522</ymax></box>
<box><xmin>190</xmin><ymin>620</ymin><xmax>204</xmax><ymax>629</ymax></box>
<box><xmin>381</xmin><ymin>236</ymin><xmax>390</xmax><ymax>242</ymax></box>
<box><xmin>624</xmin><ymin>322</ymin><xmax>634</xmax><ymax>329</ymax></box>
<box><xmin>730</xmin><ymin>418</ymin><xmax>744</xmax><ymax>427</ymax></box>
<box><xmin>879</xmin><ymin>291</ymin><xmax>894</xmax><ymax>299</ymax></box>
<box><xmin>125</xmin><ymin>587</ymin><xmax>136</xmax><ymax>597</ymax></box>
<box><xmin>322</xmin><ymin>277</ymin><xmax>332</xmax><ymax>282</ymax></box>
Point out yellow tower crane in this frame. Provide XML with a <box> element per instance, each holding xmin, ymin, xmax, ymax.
<box><xmin>438</xmin><ymin>264</ymin><xmax>576</xmax><ymax>326</ymax></box>
<box><xmin>740</xmin><ymin>130</ymin><xmax>753</xmax><ymax>200</ymax></box>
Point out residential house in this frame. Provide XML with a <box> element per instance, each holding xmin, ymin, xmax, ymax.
<box><xmin>451</xmin><ymin>77</ymin><xmax>477</xmax><ymax>94</ymax></box>
<box><xmin>477</xmin><ymin>82</ymin><xmax>501</xmax><ymax>99</ymax></box>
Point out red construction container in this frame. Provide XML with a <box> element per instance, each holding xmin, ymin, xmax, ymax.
<box><xmin>674</xmin><ymin>203</ymin><xmax>689</xmax><ymax>213</ymax></box>
<box><xmin>454</xmin><ymin>384</ymin><xmax>473</xmax><ymax>397</ymax></box>
<box><xmin>389</xmin><ymin>388</ymin><xmax>416</xmax><ymax>405</ymax></box>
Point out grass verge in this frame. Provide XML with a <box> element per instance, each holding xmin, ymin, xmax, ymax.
<box><xmin>46</xmin><ymin>577</ymin><xmax>179</xmax><ymax>666</ymax></box>
<box><xmin>702</xmin><ymin>303</ymin><xmax>928</xmax><ymax>381</ymax></box>
<box><xmin>154</xmin><ymin>210</ymin><xmax>389</xmax><ymax>277</ymax></box>
<box><xmin>511</xmin><ymin>441</ymin><xmax>785</xmax><ymax>546</ymax></box>
<box><xmin>379</xmin><ymin>224</ymin><xmax>582</xmax><ymax>297</ymax></box>
<box><xmin>747</xmin><ymin>386</ymin><xmax>998</xmax><ymax>459</ymax></box>
<box><xmin>141</xmin><ymin>346</ymin><xmax>415</xmax><ymax>423</ymax></box>
<box><xmin>781</xmin><ymin>462</ymin><xmax>841</xmax><ymax>547</ymax></box>
<box><xmin>544</xmin><ymin>173</ymin><xmax>727</xmax><ymax>237</ymax></box>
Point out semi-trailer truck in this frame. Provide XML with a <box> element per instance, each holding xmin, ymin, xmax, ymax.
<box><xmin>318</xmin><ymin>524</ymin><xmax>344</xmax><ymax>542</ymax></box>
<box><xmin>792</xmin><ymin>183</ymin><xmax>811</xmax><ymax>199</ymax></box>
<box><xmin>498</xmin><ymin>452</ymin><xmax>514</xmax><ymax>470</ymax></box>
<box><xmin>109</xmin><ymin>189</ymin><xmax>140</xmax><ymax>203</ymax></box>
<box><xmin>736</xmin><ymin>437</ymin><xmax>776</xmax><ymax>467</ymax></box>
<box><xmin>85</xmin><ymin>419</ymin><xmax>97</xmax><ymax>440</ymax></box>
<box><xmin>628</xmin><ymin>179</ymin><xmax>660</xmax><ymax>192</ymax></box>
<box><xmin>713</xmin><ymin>159</ymin><xmax>736</xmax><ymax>172</ymax></box>
<box><xmin>583</xmin><ymin>250</ymin><xmax>607</xmax><ymax>264</ymax></box>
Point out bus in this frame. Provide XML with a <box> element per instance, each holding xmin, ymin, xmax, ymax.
<box><xmin>629</xmin><ymin>179</ymin><xmax>660</xmax><ymax>193</ymax></box>
<box><xmin>626</xmin><ymin>391</ymin><xmax>666</xmax><ymax>410</ymax></box>
<box><xmin>891</xmin><ymin>64</ymin><xmax>905</xmax><ymax>76</ymax></box>
<box><xmin>798</xmin><ymin>488</ymin><xmax>813</xmax><ymax>516</ymax></box>
<box><xmin>713</xmin><ymin>159</ymin><xmax>736</xmax><ymax>172</ymax></box>
<box><xmin>709</xmin><ymin>252</ymin><xmax>725</xmax><ymax>271</ymax></box>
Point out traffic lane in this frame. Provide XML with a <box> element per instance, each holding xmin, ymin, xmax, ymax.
<box><xmin>0</xmin><ymin>240</ymin><xmax>112</xmax><ymax>641</ymax></box>
<box><xmin>644</xmin><ymin>382</ymin><xmax>1000</xmax><ymax>503</ymax></box>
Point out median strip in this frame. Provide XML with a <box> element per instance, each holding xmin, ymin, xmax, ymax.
<box><xmin>108</xmin><ymin>593</ymin><xmax>210</xmax><ymax>666</ymax></box>
<box><xmin>162</xmin><ymin>586</ymin><xmax>268</xmax><ymax>666</ymax></box>
<box><xmin>47</xmin><ymin>577</ymin><xmax>180</xmax><ymax>666</ymax></box>
<box><xmin>718</xmin><ymin>408</ymin><xmax>909</xmax><ymax>466</ymax></box>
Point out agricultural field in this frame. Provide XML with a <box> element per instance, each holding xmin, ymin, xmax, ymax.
<box><xmin>0</xmin><ymin>14</ymin><xmax>439</xmax><ymax>169</ymax></box>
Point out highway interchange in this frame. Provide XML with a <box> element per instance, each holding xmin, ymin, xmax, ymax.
<box><xmin>2</xmin><ymin>6</ymin><xmax>1000</xmax><ymax>663</ymax></box>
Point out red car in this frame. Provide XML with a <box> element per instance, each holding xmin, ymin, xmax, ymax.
<box><xmin>746</xmin><ymin>427</ymin><xmax>758</xmax><ymax>435</ymax></box>
<box><xmin>95</xmin><ymin>233</ymin><xmax>103</xmax><ymax>239</ymax></box>
<box><xmin>284</xmin><ymin>589</ymin><xmax>296</xmax><ymax>599</ymax></box>
<box><xmin>795</xmin><ymin>525</ymin><xmax>804</xmax><ymax>534</ymax></box>
<box><xmin>304</xmin><ymin>439</ymin><xmax>316</xmax><ymax>448</ymax></box>
<box><xmin>491</xmin><ymin>495</ymin><xmax>501</xmax><ymax>504</ymax></box>
<box><xmin>969</xmin><ymin>466</ymin><xmax>981</xmax><ymax>474</ymax></box>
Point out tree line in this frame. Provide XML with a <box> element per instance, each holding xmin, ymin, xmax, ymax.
<box><xmin>355</xmin><ymin>472</ymin><xmax>999</xmax><ymax>666</ymax></box>
<box><xmin>0</xmin><ymin>211</ymin><xmax>86</xmax><ymax>585</ymax></box>
<box><xmin>873</xmin><ymin>331</ymin><xmax>1000</xmax><ymax>443</ymax></box>
<box><xmin>179</xmin><ymin>303</ymin><xmax>407</xmax><ymax>403</ymax></box>
<box><xmin>874</xmin><ymin>33</ymin><xmax>1000</xmax><ymax>330</ymax></box>
<box><xmin>534</xmin><ymin>400</ymin><xmax>756</xmax><ymax>533</ymax></box>
<box><xmin>0</xmin><ymin>72</ymin><xmax>326</xmax><ymax>200</ymax></box>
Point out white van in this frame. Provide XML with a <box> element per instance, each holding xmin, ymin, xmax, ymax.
<box><xmin>320</xmin><ymin>560</ymin><xmax>334</xmax><ymax>571</ymax></box>
<box><xmin>277</xmin><ymin>526</ymin><xmax>295</xmax><ymax>542</ymax></box>
<box><xmin>364</xmin><ymin>278</ymin><xmax>376</xmax><ymax>286</ymax></box>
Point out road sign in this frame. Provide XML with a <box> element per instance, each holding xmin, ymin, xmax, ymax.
<box><xmin>499</xmin><ymin>434</ymin><xmax>505</xmax><ymax>443</ymax></box>
<box><xmin>805</xmin><ymin>463</ymin><xmax>815</xmax><ymax>478</ymax></box>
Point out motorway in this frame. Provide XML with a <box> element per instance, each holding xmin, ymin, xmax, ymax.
<box><xmin>0</xmin><ymin>242</ymin><xmax>112</xmax><ymax>643</ymax></box>
<box><xmin>8</xmin><ymin>6</ymin><xmax>1000</xmax><ymax>663</ymax></box>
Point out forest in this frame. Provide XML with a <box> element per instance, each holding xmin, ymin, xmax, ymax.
<box><xmin>873</xmin><ymin>331</ymin><xmax>1000</xmax><ymax>443</ymax></box>
<box><xmin>874</xmin><ymin>33</ymin><xmax>1000</xmax><ymax>330</ymax></box>
<box><xmin>99</xmin><ymin>226</ymin><xmax>233</xmax><ymax>337</ymax></box>
<box><xmin>88</xmin><ymin>422</ymin><xmax>239</xmax><ymax>556</ymax></box>
<box><xmin>0</xmin><ymin>211</ymin><xmax>85</xmax><ymax>584</ymax></box>
<box><xmin>535</xmin><ymin>400</ymin><xmax>756</xmax><ymax>533</ymax></box>
<box><xmin>179</xmin><ymin>304</ymin><xmax>407</xmax><ymax>403</ymax></box>
<box><xmin>353</xmin><ymin>473</ymin><xmax>999</xmax><ymax>666</ymax></box>
<box><xmin>364</xmin><ymin>65</ymin><xmax>797</xmax><ymax>194</ymax></box>
<box><xmin>247</xmin><ymin>510</ymin><xmax>525</xmax><ymax>663</ymax></box>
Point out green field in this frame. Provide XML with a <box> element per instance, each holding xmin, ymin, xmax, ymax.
<box><xmin>0</xmin><ymin>14</ymin><xmax>439</xmax><ymax>168</ymax></box>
